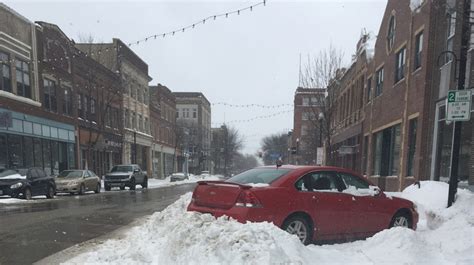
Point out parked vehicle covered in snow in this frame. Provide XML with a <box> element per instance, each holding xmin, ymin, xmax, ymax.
<box><xmin>56</xmin><ymin>170</ymin><xmax>101</xmax><ymax>195</ymax></box>
<box><xmin>0</xmin><ymin>168</ymin><xmax>56</xmax><ymax>200</ymax></box>
<box><xmin>170</xmin><ymin>172</ymin><xmax>189</xmax><ymax>182</ymax></box>
<box><xmin>187</xmin><ymin>165</ymin><xmax>419</xmax><ymax>245</ymax></box>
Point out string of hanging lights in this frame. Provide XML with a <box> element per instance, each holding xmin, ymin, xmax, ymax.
<box><xmin>212</xmin><ymin>109</ymin><xmax>292</xmax><ymax>125</ymax></box>
<box><xmin>128</xmin><ymin>0</ymin><xmax>267</xmax><ymax>46</ymax></box>
<box><xmin>212</xmin><ymin>102</ymin><xmax>293</xmax><ymax>109</ymax></box>
<box><xmin>0</xmin><ymin>1</ymin><xmax>267</xmax><ymax>65</ymax></box>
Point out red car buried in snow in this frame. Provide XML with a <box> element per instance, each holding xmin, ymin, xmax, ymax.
<box><xmin>187</xmin><ymin>165</ymin><xmax>418</xmax><ymax>245</ymax></box>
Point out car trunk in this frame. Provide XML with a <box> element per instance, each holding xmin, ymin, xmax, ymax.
<box><xmin>193</xmin><ymin>181</ymin><xmax>250</xmax><ymax>210</ymax></box>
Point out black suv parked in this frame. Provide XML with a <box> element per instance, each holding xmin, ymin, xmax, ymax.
<box><xmin>104</xmin><ymin>164</ymin><xmax>148</xmax><ymax>191</ymax></box>
<box><xmin>0</xmin><ymin>168</ymin><xmax>56</xmax><ymax>200</ymax></box>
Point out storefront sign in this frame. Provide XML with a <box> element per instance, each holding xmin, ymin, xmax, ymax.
<box><xmin>447</xmin><ymin>90</ymin><xmax>471</xmax><ymax>121</ymax></box>
<box><xmin>338</xmin><ymin>145</ymin><xmax>356</xmax><ymax>155</ymax></box>
<box><xmin>0</xmin><ymin>111</ymin><xmax>12</xmax><ymax>127</ymax></box>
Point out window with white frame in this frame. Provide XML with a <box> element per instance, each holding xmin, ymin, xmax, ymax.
<box><xmin>375</xmin><ymin>67</ymin><xmax>384</xmax><ymax>96</ymax></box>
<box><xmin>43</xmin><ymin>79</ymin><xmax>57</xmax><ymax>112</ymax></box>
<box><xmin>16</xmin><ymin>59</ymin><xmax>31</xmax><ymax>98</ymax></box>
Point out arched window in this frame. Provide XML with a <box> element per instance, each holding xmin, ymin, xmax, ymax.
<box><xmin>387</xmin><ymin>15</ymin><xmax>395</xmax><ymax>52</ymax></box>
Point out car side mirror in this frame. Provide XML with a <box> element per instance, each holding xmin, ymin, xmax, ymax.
<box><xmin>369</xmin><ymin>185</ymin><xmax>381</xmax><ymax>196</ymax></box>
<box><xmin>134</xmin><ymin>169</ymin><xmax>140</xmax><ymax>173</ymax></box>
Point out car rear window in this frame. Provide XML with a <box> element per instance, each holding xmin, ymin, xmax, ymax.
<box><xmin>227</xmin><ymin>168</ymin><xmax>292</xmax><ymax>184</ymax></box>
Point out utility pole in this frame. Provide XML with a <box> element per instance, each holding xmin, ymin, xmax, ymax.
<box><xmin>448</xmin><ymin>0</ymin><xmax>470</xmax><ymax>207</ymax></box>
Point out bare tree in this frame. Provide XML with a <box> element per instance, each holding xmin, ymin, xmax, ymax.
<box><xmin>211</xmin><ymin>125</ymin><xmax>244</xmax><ymax>176</ymax></box>
<box><xmin>232</xmin><ymin>153</ymin><xmax>259</xmax><ymax>175</ymax></box>
<box><xmin>260</xmin><ymin>133</ymin><xmax>289</xmax><ymax>165</ymax></box>
<box><xmin>300</xmin><ymin>44</ymin><xmax>345</xmax><ymax>165</ymax></box>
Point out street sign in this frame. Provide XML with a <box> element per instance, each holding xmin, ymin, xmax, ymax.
<box><xmin>316</xmin><ymin>147</ymin><xmax>324</xmax><ymax>165</ymax></box>
<box><xmin>447</xmin><ymin>90</ymin><xmax>471</xmax><ymax>121</ymax></box>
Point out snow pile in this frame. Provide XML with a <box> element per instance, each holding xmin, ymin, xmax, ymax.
<box><xmin>65</xmin><ymin>193</ymin><xmax>312</xmax><ymax>265</ymax></box>
<box><xmin>0</xmin><ymin>173</ymin><xmax>26</xmax><ymax>180</ymax></box>
<box><xmin>364</xmin><ymin>35</ymin><xmax>376</xmax><ymax>61</ymax></box>
<box><xmin>65</xmin><ymin>181</ymin><xmax>474</xmax><ymax>265</ymax></box>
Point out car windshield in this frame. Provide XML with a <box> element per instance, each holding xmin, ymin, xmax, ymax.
<box><xmin>228</xmin><ymin>168</ymin><xmax>292</xmax><ymax>184</ymax></box>
<box><xmin>110</xmin><ymin>166</ymin><xmax>133</xmax><ymax>172</ymax></box>
<box><xmin>58</xmin><ymin>170</ymin><xmax>83</xmax><ymax>178</ymax></box>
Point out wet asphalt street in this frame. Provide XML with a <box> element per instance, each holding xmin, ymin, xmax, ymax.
<box><xmin>0</xmin><ymin>183</ymin><xmax>196</xmax><ymax>265</ymax></box>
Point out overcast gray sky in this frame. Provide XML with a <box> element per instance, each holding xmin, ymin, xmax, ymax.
<box><xmin>6</xmin><ymin>0</ymin><xmax>387</xmax><ymax>155</ymax></box>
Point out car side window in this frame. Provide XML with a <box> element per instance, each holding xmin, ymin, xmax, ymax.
<box><xmin>295</xmin><ymin>172</ymin><xmax>341</xmax><ymax>192</ymax></box>
<box><xmin>338</xmin><ymin>173</ymin><xmax>370</xmax><ymax>190</ymax></box>
<box><xmin>85</xmin><ymin>171</ymin><xmax>91</xmax><ymax>178</ymax></box>
<box><xmin>29</xmin><ymin>169</ymin><xmax>39</xmax><ymax>179</ymax></box>
<box><xmin>37</xmin><ymin>169</ymin><xmax>46</xmax><ymax>178</ymax></box>
<box><xmin>88</xmin><ymin>171</ymin><xmax>95</xmax><ymax>177</ymax></box>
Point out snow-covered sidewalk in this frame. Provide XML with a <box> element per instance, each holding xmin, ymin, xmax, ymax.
<box><xmin>64</xmin><ymin>181</ymin><xmax>474</xmax><ymax>265</ymax></box>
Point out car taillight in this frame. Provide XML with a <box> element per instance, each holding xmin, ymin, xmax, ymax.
<box><xmin>235</xmin><ymin>190</ymin><xmax>262</xmax><ymax>208</ymax></box>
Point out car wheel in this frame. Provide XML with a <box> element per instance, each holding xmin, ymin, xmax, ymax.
<box><xmin>142</xmin><ymin>177</ymin><xmax>148</xmax><ymax>189</ymax></box>
<box><xmin>79</xmin><ymin>184</ymin><xmax>85</xmax><ymax>195</ymax></box>
<box><xmin>282</xmin><ymin>216</ymin><xmax>312</xmax><ymax>245</ymax></box>
<box><xmin>23</xmin><ymin>188</ymin><xmax>32</xmax><ymax>200</ymax></box>
<box><xmin>390</xmin><ymin>212</ymin><xmax>411</xmax><ymax>228</ymax></box>
<box><xmin>46</xmin><ymin>185</ymin><xmax>55</xmax><ymax>199</ymax></box>
<box><xmin>129</xmin><ymin>178</ymin><xmax>136</xmax><ymax>190</ymax></box>
<box><xmin>94</xmin><ymin>183</ymin><xmax>101</xmax><ymax>193</ymax></box>
<box><xmin>105</xmin><ymin>185</ymin><xmax>111</xmax><ymax>191</ymax></box>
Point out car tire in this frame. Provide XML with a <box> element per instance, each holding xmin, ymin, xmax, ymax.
<box><xmin>79</xmin><ymin>184</ymin><xmax>85</xmax><ymax>195</ymax></box>
<box><xmin>282</xmin><ymin>215</ymin><xmax>312</xmax><ymax>245</ymax></box>
<box><xmin>390</xmin><ymin>211</ymin><xmax>411</xmax><ymax>228</ymax></box>
<box><xmin>142</xmin><ymin>177</ymin><xmax>148</xmax><ymax>189</ymax></box>
<box><xmin>46</xmin><ymin>185</ymin><xmax>55</xmax><ymax>199</ymax></box>
<box><xmin>94</xmin><ymin>183</ymin><xmax>101</xmax><ymax>193</ymax></box>
<box><xmin>129</xmin><ymin>178</ymin><xmax>136</xmax><ymax>190</ymax></box>
<box><xmin>105</xmin><ymin>185</ymin><xmax>111</xmax><ymax>191</ymax></box>
<box><xmin>23</xmin><ymin>187</ymin><xmax>32</xmax><ymax>200</ymax></box>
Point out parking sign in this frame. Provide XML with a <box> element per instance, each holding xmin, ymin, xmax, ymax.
<box><xmin>447</xmin><ymin>90</ymin><xmax>471</xmax><ymax>121</ymax></box>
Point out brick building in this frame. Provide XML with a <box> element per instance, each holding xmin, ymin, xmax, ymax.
<box><xmin>426</xmin><ymin>0</ymin><xmax>473</xmax><ymax>185</ymax></box>
<box><xmin>0</xmin><ymin>4</ymin><xmax>76</xmax><ymax>175</ymax></box>
<box><xmin>173</xmin><ymin>92</ymin><xmax>211</xmax><ymax>174</ymax></box>
<box><xmin>291</xmin><ymin>87</ymin><xmax>325</xmax><ymax>165</ymax></box>
<box><xmin>35</xmin><ymin>22</ymin><xmax>124</xmax><ymax>177</ymax></box>
<box><xmin>76</xmin><ymin>39</ymin><xmax>153</xmax><ymax>175</ymax></box>
<box><xmin>328</xmin><ymin>33</ymin><xmax>372</xmax><ymax>173</ymax></box>
<box><xmin>328</xmin><ymin>0</ymin><xmax>474</xmax><ymax>190</ymax></box>
<box><xmin>149</xmin><ymin>84</ymin><xmax>178</xmax><ymax>178</ymax></box>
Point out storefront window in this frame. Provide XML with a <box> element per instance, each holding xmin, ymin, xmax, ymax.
<box><xmin>43</xmin><ymin>139</ymin><xmax>52</xmax><ymax>175</ymax></box>
<box><xmin>33</xmin><ymin>138</ymin><xmax>43</xmax><ymax>167</ymax></box>
<box><xmin>23</xmin><ymin>136</ymin><xmax>34</xmax><ymax>168</ymax></box>
<box><xmin>0</xmin><ymin>133</ymin><xmax>7</xmax><ymax>168</ymax></box>
<box><xmin>372</xmin><ymin>124</ymin><xmax>401</xmax><ymax>176</ymax></box>
<box><xmin>7</xmin><ymin>134</ymin><xmax>23</xmax><ymax>169</ymax></box>
<box><xmin>59</xmin><ymin>142</ymin><xmax>68</xmax><ymax>173</ymax></box>
<box><xmin>51</xmin><ymin>141</ymin><xmax>59</xmax><ymax>175</ymax></box>
<box><xmin>67</xmin><ymin>143</ymin><xmax>75</xmax><ymax>169</ymax></box>
<box><xmin>373</xmin><ymin>132</ymin><xmax>382</xmax><ymax>175</ymax></box>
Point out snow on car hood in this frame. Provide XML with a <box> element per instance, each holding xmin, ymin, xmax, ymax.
<box><xmin>0</xmin><ymin>174</ymin><xmax>26</xmax><ymax>180</ymax></box>
<box><xmin>66</xmin><ymin>181</ymin><xmax>474</xmax><ymax>265</ymax></box>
